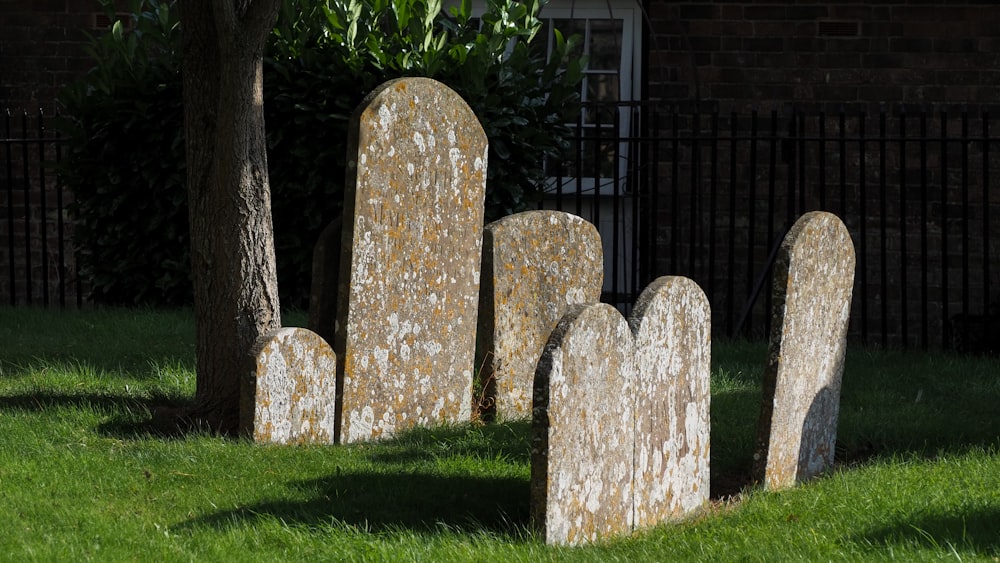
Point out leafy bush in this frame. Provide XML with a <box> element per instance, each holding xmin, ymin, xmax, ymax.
<box><xmin>56</xmin><ymin>0</ymin><xmax>188</xmax><ymax>306</ymax></box>
<box><xmin>57</xmin><ymin>0</ymin><xmax>583</xmax><ymax>307</ymax></box>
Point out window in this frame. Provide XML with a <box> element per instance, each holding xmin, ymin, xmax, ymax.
<box><xmin>540</xmin><ymin>0</ymin><xmax>643</xmax><ymax>196</ymax></box>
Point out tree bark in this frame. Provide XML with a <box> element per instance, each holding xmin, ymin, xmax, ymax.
<box><xmin>178</xmin><ymin>0</ymin><xmax>282</xmax><ymax>433</ymax></box>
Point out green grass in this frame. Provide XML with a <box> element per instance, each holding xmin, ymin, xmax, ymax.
<box><xmin>1</xmin><ymin>307</ymin><xmax>998</xmax><ymax>561</ymax></box>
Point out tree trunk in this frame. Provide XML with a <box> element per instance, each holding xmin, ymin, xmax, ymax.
<box><xmin>179</xmin><ymin>0</ymin><xmax>282</xmax><ymax>433</ymax></box>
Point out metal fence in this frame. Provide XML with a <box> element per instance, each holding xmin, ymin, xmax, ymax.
<box><xmin>1</xmin><ymin>109</ymin><xmax>82</xmax><ymax>308</ymax></box>
<box><xmin>6</xmin><ymin>104</ymin><xmax>1000</xmax><ymax>350</ymax></box>
<box><xmin>552</xmin><ymin>102</ymin><xmax>1000</xmax><ymax>350</ymax></box>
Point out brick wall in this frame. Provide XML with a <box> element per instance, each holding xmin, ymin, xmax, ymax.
<box><xmin>0</xmin><ymin>0</ymin><xmax>122</xmax><ymax>112</ymax></box>
<box><xmin>646</xmin><ymin>1</ymin><xmax>1000</xmax><ymax>112</ymax></box>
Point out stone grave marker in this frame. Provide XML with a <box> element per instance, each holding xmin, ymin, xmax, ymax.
<box><xmin>530</xmin><ymin>303</ymin><xmax>635</xmax><ymax>546</ymax></box>
<box><xmin>752</xmin><ymin>211</ymin><xmax>856</xmax><ymax>490</ymax></box>
<box><xmin>307</xmin><ymin>217</ymin><xmax>343</xmax><ymax>347</ymax></box>
<box><xmin>476</xmin><ymin>210</ymin><xmax>603</xmax><ymax>418</ymax></box>
<box><xmin>334</xmin><ymin>77</ymin><xmax>488</xmax><ymax>444</ymax></box>
<box><xmin>241</xmin><ymin>327</ymin><xmax>338</xmax><ymax>444</ymax></box>
<box><xmin>630</xmin><ymin>276</ymin><xmax>711</xmax><ymax>527</ymax></box>
<box><xmin>531</xmin><ymin>276</ymin><xmax>712</xmax><ymax>545</ymax></box>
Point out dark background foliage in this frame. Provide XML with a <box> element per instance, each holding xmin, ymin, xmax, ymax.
<box><xmin>56</xmin><ymin>0</ymin><xmax>582</xmax><ymax>308</ymax></box>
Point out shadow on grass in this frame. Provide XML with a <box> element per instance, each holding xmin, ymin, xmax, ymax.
<box><xmin>175</xmin><ymin>421</ymin><xmax>532</xmax><ymax>537</ymax></box>
<box><xmin>854</xmin><ymin>507</ymin><xmax>1000</xmax><ymax>556</ymax></box>
<box><xmin>366</xmin><ymin>421</ymin><xmax>532</xmax><ymax>466</ymax></box>
<box><xmin>179</xmin><ymin>469</ymin><xmax>531</xmax><ymax>537</ymax></box>
<box><xmin>0</xmin><ymin>391</ymin><xmax>194</xmax><ymax>438</ymax></box>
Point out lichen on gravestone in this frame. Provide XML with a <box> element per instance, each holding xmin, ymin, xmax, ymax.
<box><xmin>752</xmin><ymin>211</ymin><xmax>856</xmax><ymax>490</ymax></box>
<box><xmin>241</xmin><ymin>327</ymin><xmax>338</xmax><ymax>444</ymax></box>
<box><xmin>334</xmin><ymin>77</ymin><xmax>487</xmax><ymax>444</ymax></box>
<box><xmin>476</xmin><ymin>210</ymin><xmax>603</xmax><ymax>419</ymax></box>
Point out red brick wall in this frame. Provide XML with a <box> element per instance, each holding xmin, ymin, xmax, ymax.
<box><xmin>646</xmin><ymin>1</ymin><xmax>1000</xmax><ymax>112</ymax></box>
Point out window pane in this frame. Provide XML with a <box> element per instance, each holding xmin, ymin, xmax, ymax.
<box><xmin>585</xmin><ymin>72</ymin><xmax>620</xmax><ymax>105</ymax></box>
<box><xmin>588</xmin><ymin>19</ymin><xmax>623</xmax><ymax>71</ymax></box>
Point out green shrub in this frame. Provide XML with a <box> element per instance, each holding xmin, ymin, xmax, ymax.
<box><xmin>57</xmin><ymin>0</ymin><xmax>583</xmax><ymax>307</ymax></box>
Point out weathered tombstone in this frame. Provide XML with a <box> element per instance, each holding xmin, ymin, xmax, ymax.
<box><xmin>476</xmin><ymin>210</ymin><xmax>603</xmax><ymax>419</ymax></box>
<box><xmin>530</xmin><ymin>303</ymin><xmax>635</xmax><ymax>546</ymax></box>
<box><xmin>752</xmin><ymin>211</ymin><xmax>856</xmax><ymax>490</ymax></box>
<box><xmin>307</xmin><ymin>217</ymin><xmax>343</xmax><ymax>346</ymax></box>
<box><xmin>334</xmin><ymin>77</ymin><xmax>488</xmax><ymax>444</ymax></box>
<box><xmin>629</xmin><ymin>276</ymin><xmax>711</xmax><ymax>527</ymax></box>
<box><xmin>531</xmin><ymin>276</ymin><xmax>712</xmax><ymax>545</ymax></box>
<box><xmin>241</xmin><ymin>327</ymin><xmax>338</xmax><ymax>444</ymax></box>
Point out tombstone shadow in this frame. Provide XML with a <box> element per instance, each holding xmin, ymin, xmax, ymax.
<box><xmin>853</xmin><ymin>506</ymin><xmax>1000</xmax><ymax>556</ymax></box>
<box><xmin>709</xmin><ymin>387</ymin><xmax>759</xmax><ymax>498</ymax></box>
<box><xmin>177</xmin><ymin>470</ymin><xmax>530</xmax><ymax>537</ymax></box>
<box><xmin>176</xmin><ymin>424</ymin><xmax>532</xmax><ymax>537</ymax></box>
<box><xmin>0</xmin><ymin>390</ymin><xmax>193</xmax><ymax>438</ymax></box>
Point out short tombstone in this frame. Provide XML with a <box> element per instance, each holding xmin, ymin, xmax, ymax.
<box><xmin>242</xmin><ymin>327</ymin><xmax>338</xmax><ymax>444</ymax></box>
<box><xmin>335</xmin><ymin>77</ymin><xmax>488</xmax><ymax>444</ymax></box>
<box><xmin>753</xmin><ymin>211</ymin><xmax>856</xmax><ymax>490</ymax></box>
<box><xmin>476</xmin><ymin>210</ymin><xmax>603</xmax><ymax>419</ymax></box>
<box><xmin>531</xmin><ymin>276</ymin><xmax>712</xmax><ymax>545</ymax></box>
<box><xmin>630</xmin><ymin>276</ymin><xmax>711</xmax><ymax>527</ymax></box>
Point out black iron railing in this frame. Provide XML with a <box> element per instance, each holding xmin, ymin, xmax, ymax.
<box><xmin>550</xmin><ymin>102</ymin><xmax>1000</xmax><ymax>350</ymax></box>
<box><xmin>6</xmin><ymin>104</ymin><xmax>1000</xmax><ymax>351</ymax></box>
<box><xmin>1</xmin><ymin>109</ymin><xmax>81</xmax><ymax>308</ymax></box>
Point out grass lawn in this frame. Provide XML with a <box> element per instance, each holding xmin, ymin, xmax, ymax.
<box><xmin>0</xmin><ymin>307</ymin><xmax>998</xmax><ymax>561</ymax></box>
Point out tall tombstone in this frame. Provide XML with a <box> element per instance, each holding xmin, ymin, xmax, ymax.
<box><xmin>335</xmin><ymin>78</ymin><xmax>488</xmax><ymax>444</ymax></box>
<box><xmin>629</xmin><ymin>276</ymin><xmax>711</xmax><ymax>527</ymax></box>
<box><xmin>530</xmin><ymin>303</ymin><xmax>635</xmax><ymax>546</ymax></box>
<box><xmin>477</xmin><ymin>210</ymin><xmax>603</xmax><ymax>419</ymax></box>
<box><xmin>753</xmin><ymin>211</ymin><xmax>856</xmax><ymax>489</ymax></box>
<box><xmin>241</xmin><ymin>327</ymin><xmax>338</xmax><ymax>444</ymax></box>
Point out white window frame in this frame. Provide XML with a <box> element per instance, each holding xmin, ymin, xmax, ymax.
<box><xmin>539</xmin><ymin>0</ymin><xmax>642</xmax><ymax>197</ymax></box>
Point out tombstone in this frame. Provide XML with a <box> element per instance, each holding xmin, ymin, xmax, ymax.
<box><xmin>629</xmin><ymin>276</ymin><xmax>711</xmax><ymax>527</ymax></box>
<box><xmin>307</xmin><ymin>217</ymin><xmax>343</xmax><ymax>346</ymax></box>
<box><xmin>531</xmin><ymin>276</ymin><xmax>712</xmax><ymax>545</ymax></box>
<box><xmin>530</xmin><ymin>303</ymin><xmax>635</xmax><ymax>546</ymax></box>
<box><xmin>476</xmin><ymin>210</ymin><xmax>603</xmax><ymax>419</ymax></box>
<box><xmin>242</xmin><ymin>327</ymin><xmax>338</xmax><ymax>444</ymax></box>
<box><xmin>334</xmin><ymin>78</ymin><xmax>488</xmax><ymax>444</ymax></box>
<box><xmin>752</xmin><ymin>211</ymin><xmax>856</xmax><ymax>490</ymax></box>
